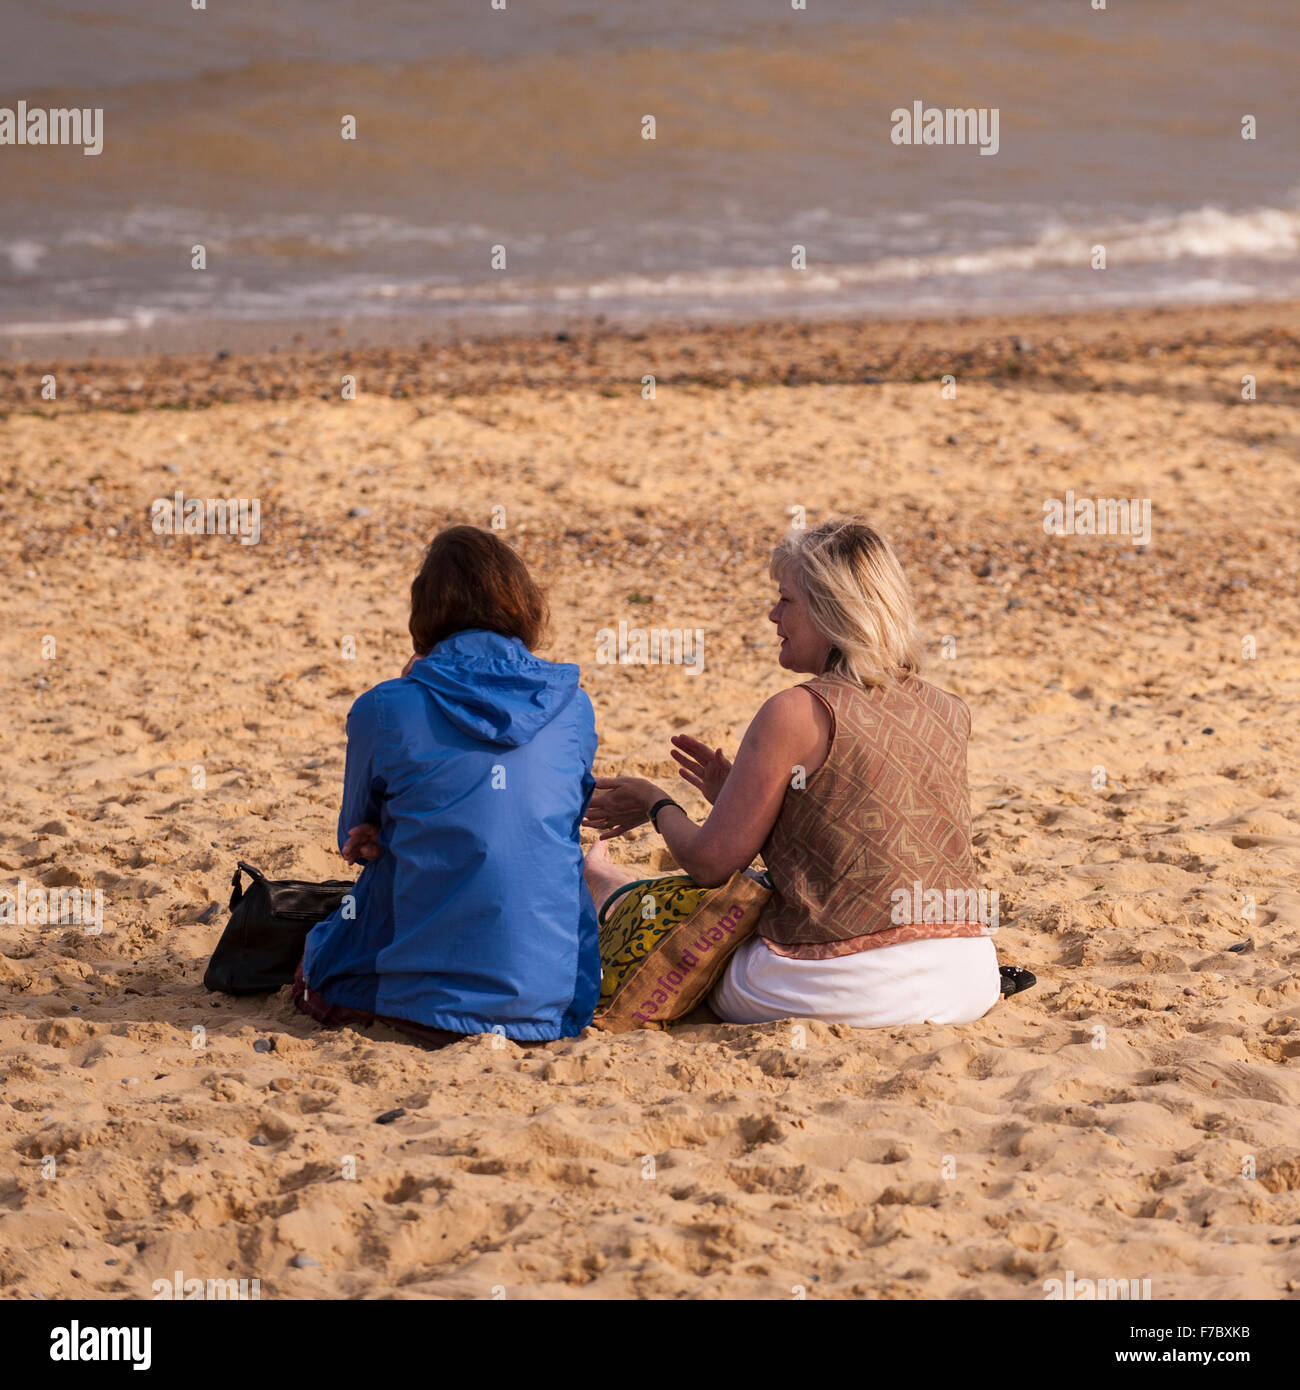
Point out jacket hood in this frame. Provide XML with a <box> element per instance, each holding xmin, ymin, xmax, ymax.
<box><xmin>405</xmin><ymin>629</ymin><xmax>580</xmax><ymax>747</ymax></box>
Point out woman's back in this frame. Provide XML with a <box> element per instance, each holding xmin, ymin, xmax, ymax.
<box><xmin>760</xmin><ymin>672</ymin><xmax>983</xmax><ymax>960</ymax></box>
<box><xmin>303</xmin><ymin>629</ymin><xmax>600</xmax><ymax>1040</ymax></box>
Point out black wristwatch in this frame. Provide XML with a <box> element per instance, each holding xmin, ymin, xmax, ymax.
<box><xmin>648</xmin><ymin>797</ymin><xmax>682</xmax><ymax>831</ymax></box>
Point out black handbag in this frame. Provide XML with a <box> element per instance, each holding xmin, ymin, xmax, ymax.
<box><xmin>203</xmin><ymin>860</ymin><xmax>356</xmax><ymax>995</ymax></box>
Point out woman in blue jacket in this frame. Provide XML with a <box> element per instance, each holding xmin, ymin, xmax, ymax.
<box><xmin>296</xmin><ymin>526</ymin><xmax>600</xmax><ymax>1045</ymax></box>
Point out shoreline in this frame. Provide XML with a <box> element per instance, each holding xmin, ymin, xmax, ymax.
<box><xmin>2</xmin><ymin>285</ymin><xmax>1296</xmax><ymax>368</ymax></box>
<box><xmin>2</xmin><ymin>298</ymin><xmax>1297</xmax><ymax>413</ymax></box>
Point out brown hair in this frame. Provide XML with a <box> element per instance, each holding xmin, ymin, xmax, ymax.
<box><xmin>409</xmin><ymin>525</ymin><xmax>549</xmax><ymax>655</ymax></box>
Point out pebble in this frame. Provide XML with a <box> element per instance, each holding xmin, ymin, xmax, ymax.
<box><xmin>252</xmin><ymin>1038</ymin><xmax>275</xmax><ymax>1053</ymax></box>
<box><xmin>289</xmin><ymin>1254</ymin><xmax>320</xmax><ymax>1269</ymax></box>
<box><xmin>249</xmin><ymin>1134</ymin><xmax>269</xmax><ymax>1147</ymax></box>
<box><xmin>375</xmin><ymin>1108</ymin><xmax>406</xmax><ymax>1125</ymax></box>
<box><xmin>348</xmin><ymin>506</ymin><xmax>372</xmax><ymax>519</ymax></box>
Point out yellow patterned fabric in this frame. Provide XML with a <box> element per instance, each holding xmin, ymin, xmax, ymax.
<box><xmin>597</xmin><ymin>875</ymin><xmax>711</xmax><ymax>1009</ymax></box>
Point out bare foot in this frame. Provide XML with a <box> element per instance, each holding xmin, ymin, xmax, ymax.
<box><xmin>584</xmin><ymin>838</ymin><xmax>637</xmax><ymax>918</ymax></box>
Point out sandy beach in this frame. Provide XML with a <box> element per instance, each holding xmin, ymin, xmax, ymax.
<box><xmin>1</xmin><ymin>301</ymin><xmax>1298</xmax><ymax>1300</ymax></box>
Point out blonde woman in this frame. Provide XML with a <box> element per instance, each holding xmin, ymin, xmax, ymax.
<box><xmin>583</xmin><ymin>518</ymin><xmax>1007</xmax><ymax>1028</ymax></box>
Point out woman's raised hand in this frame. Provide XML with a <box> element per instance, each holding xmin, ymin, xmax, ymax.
<box><xmin>670</xmin><ymin>735</ymin><xmax>731</xmax><ymax>805</ymax></box>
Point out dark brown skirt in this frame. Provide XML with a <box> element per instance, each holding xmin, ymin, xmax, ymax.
<box><xmin>291</xmin><ymin>959</ymin><xmax>462</xmax><ymax>1049</ymax></box>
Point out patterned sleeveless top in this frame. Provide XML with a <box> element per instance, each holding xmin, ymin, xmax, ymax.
<box><xmin>759</xmin><ymin>674</ymin><xmax>990</xmax><ymax>960</ymax></box>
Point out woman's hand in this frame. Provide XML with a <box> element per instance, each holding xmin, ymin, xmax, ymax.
<box><xmin>341</xmin><ymin>822</ymin><xmax>382</xmax><ymax>864</ymax></box>
<box><xmin>670</xmin><ymin>735</ymin><xmax>732</xmax><ymax>805</ymax></box>
<box><xmin>583</xmin><ymin>777</ymin><xmax>666</xmax><ymax>841</ymax></box>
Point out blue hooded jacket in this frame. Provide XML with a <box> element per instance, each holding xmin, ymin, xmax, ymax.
<box><xmin>302</xmin><ymin>629</ymin><xmax>600</xmax><ymax>1041</ymax></box>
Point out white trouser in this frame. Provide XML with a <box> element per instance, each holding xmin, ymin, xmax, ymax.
<box><xmin>710</xmin><ymin>933</ymin><xmax>1001</xmax><ymax>1028</ymax></box>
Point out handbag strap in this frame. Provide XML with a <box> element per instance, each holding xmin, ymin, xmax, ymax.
<box><xmin>229</xmin><ymin>860</ymin><xmax>268</xmax><ymax>911</ymax></box>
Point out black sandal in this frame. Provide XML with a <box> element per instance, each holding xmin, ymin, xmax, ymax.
<box><xmin>999</xmin><ymin>965</ymin><xmax>1037</xmax><ymax>997</ymax></box>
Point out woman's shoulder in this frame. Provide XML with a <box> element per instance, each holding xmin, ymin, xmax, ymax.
<box><xmin>750</xmin><ymin>686</ymin><xmax>835</xmax><ymax>752</ymax></box>
<box><xmin>346</xmin><ymin>676</ymin><xmax>420</xmax><ymax>725</ymax></box>
<box><xmin>812</xmin><ymin>673</ymin><xmax>972</xmax><ymax>735</ymax></box>
<box><xmin>569</xmin><ymin>683</ymin><xmax>597</xmax><ymax>734</ymax></box>
<box><xmin>906</xmin><ymin>673</ymin><xmax>970</xmax><ymax>711</ymax></box>
<box><xmin>758</xmin><ymin>683</ymin><xmax>829</xmax><ymax>722</ymax></box>
<box><xmin>897</xmin><ymin>675</ymin><xmax>972</xmax><ymax>737</ymax></box>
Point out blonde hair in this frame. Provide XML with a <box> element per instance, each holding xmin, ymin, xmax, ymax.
<box><xmin>770</xmin><ymin>518</ymin><xmax>922</xmax><ymax>688</ymax></box>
